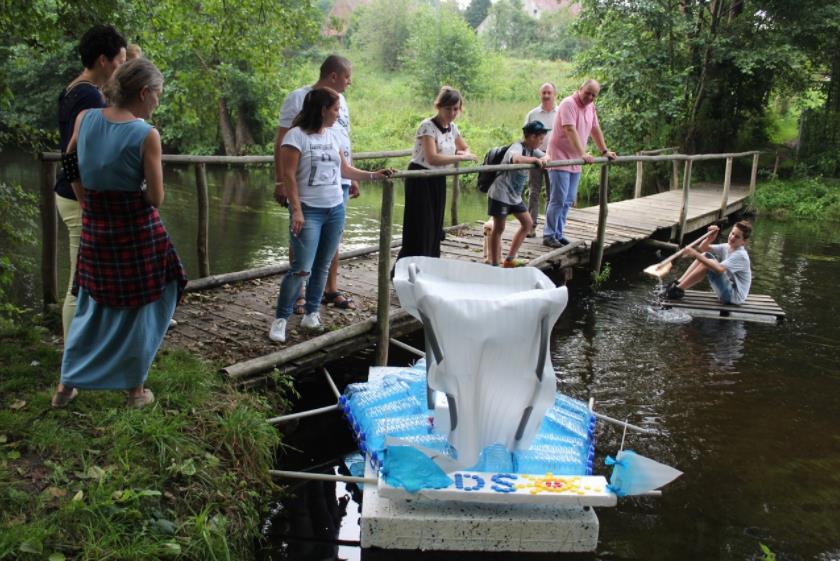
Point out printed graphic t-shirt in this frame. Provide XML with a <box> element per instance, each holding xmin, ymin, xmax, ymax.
<box><xmin>278</xmin><ymin>86</ymin><xmax>352</xmax><ymax>184</ymax></box>
<box><xmin>281</xmin><ymin>127</ymin><xmax>344</xmax><ymax>208</ymax></box>
<box><xmin>488</xmin><ymin>142</ymin><xmax>544</xmax><ymax>205</ymax></box>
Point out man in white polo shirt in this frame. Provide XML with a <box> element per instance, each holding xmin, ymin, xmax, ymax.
<box><xmin>523</xmin><ymin>82</ymin><xmax>557</xmax><ymax>237</ymax></box>
<box><xmin>273</xmin><ymin>54</ymin><xmax>358</xmax><ymax>311</ymax></box>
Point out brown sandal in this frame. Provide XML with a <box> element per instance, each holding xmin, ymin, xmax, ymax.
<box><xmin>322</xmin><ymin>291</ymin><xmax>356</xmax><ymax>310</ymax></box>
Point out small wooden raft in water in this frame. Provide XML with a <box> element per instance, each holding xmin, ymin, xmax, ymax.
<box><xmin>661</xmin><ymin>290</ymin><xmax>785</xmax><ymax>323</ymax></box>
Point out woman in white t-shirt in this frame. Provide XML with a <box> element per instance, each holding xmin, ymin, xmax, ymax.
<box><xmin>395</xmin><ymin>86</ymin><xmax>477</xmax><ymax>262</ymax></box>
<box><xmin>269</xmin><ymin>88</ymin><xmax>393</xmax><ymax>343</ymax></box>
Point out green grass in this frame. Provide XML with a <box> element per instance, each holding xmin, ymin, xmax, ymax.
<box><xmin>752</xmin><ymin>176</ymin><xmax>840</xmax><ymax>221</ymax></box>
<box><xmin>0</xmin><ymin>320</ymin><xmax>289</xmax><ymax>560</ymax></box>
<box><xmin>347</xmin><ymin>54</ymin><xmax>578</xmax><ymax>159</ymax></box>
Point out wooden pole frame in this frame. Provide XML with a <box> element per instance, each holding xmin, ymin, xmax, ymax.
<box><xmin>450</xmin><ymin>161</ymin><xmax>460</xmax><ymax>226</ymax></box>
<box><xmin>719</xmin><ymin>157</ymin><xmax>733</xmax><ymax>220</ymax></box>
<box><xmin>677</xmin><ymin>159</ymin><xmax>693</xmax><ymax>245</ymax></box>
<box><xmin>195</xmin><ymin>162</ymin><xmax>210</xmax><ymax>278</ymax></box>
<box><xmin>749</xmin><ymin>152</ymin><xmax>760</xmax><ymax>195</ymax></box>
<box><xmin>591</xmin><ymin>165</ymin><xmax>609</xmax><ymax>276</ymax></box>
<box><xmin>633</xmin><ymin>157</ymin><xmax>643</xmax><ymax>199</ymax></box>
<box><xmin>374</xmin><ymin>179</ymin><xmax>395</xmax><ymax>366</ymax></box>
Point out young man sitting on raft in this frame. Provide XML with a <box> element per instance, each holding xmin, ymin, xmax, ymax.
<box><xmin>662</xmin><ymin>221</ymin><xmax>753</xmax><ymax>304</ymax></box>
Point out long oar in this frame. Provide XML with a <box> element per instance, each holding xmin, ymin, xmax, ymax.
<box><xmin>643</xmin><ymin>230</ymin><xmax>716</xmax><ymax>278</ymax></box>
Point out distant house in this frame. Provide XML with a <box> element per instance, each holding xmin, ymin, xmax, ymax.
<box><xmin>323</xmin><ymin>0</ymin><xmax>372</xmax><ymax>39</ymax></box>
<box><xmin>523</xmin><ymin>0</ymin><xmax>580</xmax><ymax>19</ymax></box>
<box><xmin>476</xmin><ymin>0</ymin><xmax>580</xmax><ymax>33</ymax></box>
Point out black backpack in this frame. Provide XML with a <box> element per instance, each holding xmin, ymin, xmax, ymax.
<box><xmin>476</xmin><ymin>144</ymin><xmax>525</xmax><ymax>193</ymax></box>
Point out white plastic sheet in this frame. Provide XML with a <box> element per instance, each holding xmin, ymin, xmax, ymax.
<box><xmin>394</xmin><ymin>257</ymin><xmax>568</xmax><ymax>468</ymax></box>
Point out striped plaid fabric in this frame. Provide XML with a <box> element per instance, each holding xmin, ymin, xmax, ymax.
<box><xmin>73</xmin><ymin>190</ymin><xmax>187</xmax><ymax>308</ymax></box>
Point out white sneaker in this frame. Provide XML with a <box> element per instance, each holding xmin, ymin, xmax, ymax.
<box><xmin>269</xmin><ymin>318</ymin><xmax>287</xmax><ymax>342</ymax></box>
<box><xmin>301</xmin><ymin>312</ymin><xmax>323</xmax><ymax>331</ymax></box>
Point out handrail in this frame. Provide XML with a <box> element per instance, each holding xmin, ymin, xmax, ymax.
<box><xmin>40</xmin><ymin>149</ymin><xmax>413</xmax><ymax>164</ymax></box>
<box><xmin>36</xmin><ymin>147</ymin><xmax>762</xmax><ymax>327</ymax></box>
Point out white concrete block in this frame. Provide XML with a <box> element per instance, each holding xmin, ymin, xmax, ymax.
<box><xmin>361</xmin><ymin>461</ymin><xmax>601</xmax><ymax>552</ymax></box>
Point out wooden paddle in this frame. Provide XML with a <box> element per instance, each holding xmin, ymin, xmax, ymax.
<box><xmin>643</xmin><ymin>230</ymin><xmax>716</xmax><ymax>278</ymax></box>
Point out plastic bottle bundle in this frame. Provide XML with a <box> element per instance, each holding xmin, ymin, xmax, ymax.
<box><xmin>352</xmin><ymin>395</ymin><xmax>425</xmax><ymax>430</ymax></box>
<box><xmin>362</xmin><ymin>414</ymin><xmax>433</xmax><ymax>462</ymax></box>
<box><xmin>468</xmin><ymin>443</ymin><xmax>515</xmax><ymax>473</ymax></box>
<box><xmin>384</xmin><ymin>432</ymin><xmax>450</xmax><ymax>454</ymax></box>
<box><xmin>541</xmin><ymin>398</ymin><xmax>593</xmax><ymax>440</ymax></box>
<box><xmin>513</xmin><ymin>443</ymin><xmax>592</xmax><ymax>476</ymax></box>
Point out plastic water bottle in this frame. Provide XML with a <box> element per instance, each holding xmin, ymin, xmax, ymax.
<box><xmin>514</xmin><ymin>445</ymin><xmax>588</xmax><ymax>475</ymax></box>
<box><xmin>352</xmin><ymin>396</ymin><xmax>424</xmax><ymax>430</ymax></box>
<box><xmin>469</xmin><ymin>443</ymin><xmax>514</xmax><ymax>473</ymax></box>
<box><xmin>362</xmin><ymin>414</ymin><xmax>432</xmax><ymax>453</ymax></box>
<box><xmin>349</xmin><ymin>380</ymin><xmax>411</xmax><ymax>409</ymax></box>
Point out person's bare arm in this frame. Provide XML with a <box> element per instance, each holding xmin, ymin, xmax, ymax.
<box><xmin>683</xmin><ymin>246</ymin><xmax>726</xmax><ymax>274</ymax></box>
<box><xmin>511</xmin><ymin>153</ymin><xmax>549</xmax><ymax>167</ymax></box>
<box><xmin>590</xmin><ymin>125</ymin><xmax>617</xmax><ymax>160</ymax></box>
<box><xmin>562</xmin><ymin>124</ymin><xmax>592</xmax><ymax>163</ymax></box>
<box><xmin>339</xmin><ymin>153</ymin><xmax>395</xmax><ymax>182</ymax></box>
<box><xmin>142</xmin><ymin>128</ymin><xmax>164</xmax><ymax>207</ymax></box>
<box><xmin>280</xmin><ymin>146</ymin><xmax>304</xmax><ymax>235</ymax></box>
<box><xmin>421</xmin><ymin>136</ymin><xmax>476</xmax><ymax>166</ymax></box>
<box><xmin>67</xmin><ymin>110</ymin><xmax>87</xmax><ymax>203</ymax></box>
<box><xmin>273</xmin><ymin>125</ymin><xmax>290</xmax><ymax>205</ymax></box>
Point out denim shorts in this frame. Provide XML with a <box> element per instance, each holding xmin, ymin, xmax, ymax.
<box><xmin>705</xmin><ymin>252</ymin><xmax>736</xmax><ymax>304</ymax></box>
<box><xmin>488</xmin><ymin>197</ymin><xmax>528</xmax><ymax>217</ymax></box>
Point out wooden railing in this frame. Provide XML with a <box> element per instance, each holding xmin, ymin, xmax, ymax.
<box><xmin>39</xmin><ymin>148</ymin><xmax>761</xmax><ymax>366</ymax></box>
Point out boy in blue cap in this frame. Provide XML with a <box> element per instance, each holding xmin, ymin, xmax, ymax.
<box><xmin>487</xmin><ymin>121</ymin><xmax>551</xmax><ymax>267</ymax></box>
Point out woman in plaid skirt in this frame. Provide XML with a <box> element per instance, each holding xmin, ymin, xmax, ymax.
<box><xmin>51</xmin><ymin>58</ymin><xmax>187</xmax><ymax>409</ymax></box>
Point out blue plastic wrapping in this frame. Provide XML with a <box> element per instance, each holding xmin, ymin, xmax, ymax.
<box><xmin>340</xmin><ymin>362</ymin><xmax>597</xmax><ymax>479</ymax></box>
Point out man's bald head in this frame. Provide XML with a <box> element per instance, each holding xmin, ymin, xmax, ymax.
<box><xmin>578</xmin><ymin>79</ymin><xmax>600</xmax><ymax>105</ymax></box>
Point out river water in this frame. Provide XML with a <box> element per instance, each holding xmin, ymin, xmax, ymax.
<box><xmin>2</xmin><ymin>153</ymin><xmax>839</xmax><ymax>559</ymax></box>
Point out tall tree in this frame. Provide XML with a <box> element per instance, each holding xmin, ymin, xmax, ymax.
<box><xmin>138</xmin><ymin>0</ymin><xmax>319</xmax><ymax>155</ymax></box>
<box><xmin>402</xmin><ymin>5</ymin><xmax>484</xmax><ymax>99</ymax></box>
<box><xmin>575</xmin><ymin>0</ymin><xmax>809</xmax><ymax>154</ymax></box>
<box><xmin>350</xmin><ymin>0</ymin><xmax>416</xmax><ymax>72</ymax></box>
<box><xmin>464</xmin><ymin>0</ymin><xmax>491</xmax><ymax>29</ymax></box>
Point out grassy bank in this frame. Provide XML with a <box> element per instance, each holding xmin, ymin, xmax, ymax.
<box><xmin>753</xmin><ymin>177</ymin><xmax>840</xmax><ymax>221</ymax></box>
<box><xmin>0</xmin><ymin>320</ymin><xmax>288</xmax><ymax>560</ymax></box>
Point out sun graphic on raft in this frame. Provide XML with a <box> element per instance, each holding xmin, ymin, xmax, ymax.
<box><xmin>516</xmin><ymin>474</ymin><xmax>599</xmax><ymax>495</ymax></box>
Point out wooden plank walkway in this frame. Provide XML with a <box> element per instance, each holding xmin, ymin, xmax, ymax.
<box><xmin>661</xmin><ymin>290</ymin><xmax>785</xmax><ymax>323</ymax></box>
<box><xmin>164</xmin><ymin>183</ymin><xmax>751</xmax><ymax>382</ymax></box>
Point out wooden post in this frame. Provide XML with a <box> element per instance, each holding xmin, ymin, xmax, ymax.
<box><xmin>375</xmin><ymin>179</ymin><xmax>395</xmax><ymax>366</ymax></box>
<box><xmin>719</xmin><ymin>157</ymin><xmax>733</xmax><ymax>220</ymax></box>
<box><xmin>591</xmin><ymin>165</ymin><xmax>609</xmax><ymax>276</ymax></box>
<box><xmin>772</xmin><ymin>151</ymin><xmax>780</xmax><ymax>178</ymax></box>
<box><xmin>749</xmin><ymin>152</ymin><xmax>759</xmax><ymax>195</ymax></box>
<box><xmin>40</xmin><ymin>160</ymin><xmax>58</xmax><ymax>308</ymax></box>
<box><xmin>450</xmin><ymin>161</ymin><xmax>460</xmax><ymax>226</ymax></box>
<box><xmin>671</xmin><ymin>160</ymin><xmax>680</xmax><ymax>191</ymax></box>
<box><xmin>195</xmin><ymin>163</ymin><xmax>210</xmax><ymax>278</ymax></box>
<box><xmin>633</xmin><ymin>156</ymin><xmax>643</xmax><ymax>198</ymax></box>
<box><xmin>677</xmin><ymin>159</ymin><xmax>693</xmax><ymax>245</ymax></box>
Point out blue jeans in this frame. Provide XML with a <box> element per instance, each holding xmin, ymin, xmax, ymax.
<box><xmin>545</xmin><ymin>170</ymin><xmax>581</xmax><ymax>240</ymax></box>
<box><xmin>275</xmin><ymin>202</ymin><xmax>345</xmax><ymax>319</ymax></box>
<box><xmin>704</xmin><ymin>253</ymin><xmax>736</xmax><ymax>304</ymax></box>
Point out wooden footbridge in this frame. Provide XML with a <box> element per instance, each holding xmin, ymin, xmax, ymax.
<box><xmin>39</xmin><ymin>149</ymin><xmax>763</xmax><ymax>385</ymax></box>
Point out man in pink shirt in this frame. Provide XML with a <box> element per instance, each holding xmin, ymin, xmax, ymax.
<box><xmin>544</xmin><ymin>80</ymin><xmax>617</xmax><ymax>247</ymax></box>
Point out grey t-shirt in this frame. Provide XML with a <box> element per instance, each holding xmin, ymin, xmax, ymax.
<box><xmin>487</xmin><ymin>142</ymin><xmax>544</xmax><ymax>206</ymax></box>
<box><xmin>710</xmin><ymin>243</ymin><xmax>752</xmax><ymax>304</ymax></box>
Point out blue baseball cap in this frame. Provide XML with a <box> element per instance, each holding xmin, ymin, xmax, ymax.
<box><xmin>523</xmin><ymin>121</ymin><xmax>549</xmax><ymax>135</ymax></box>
